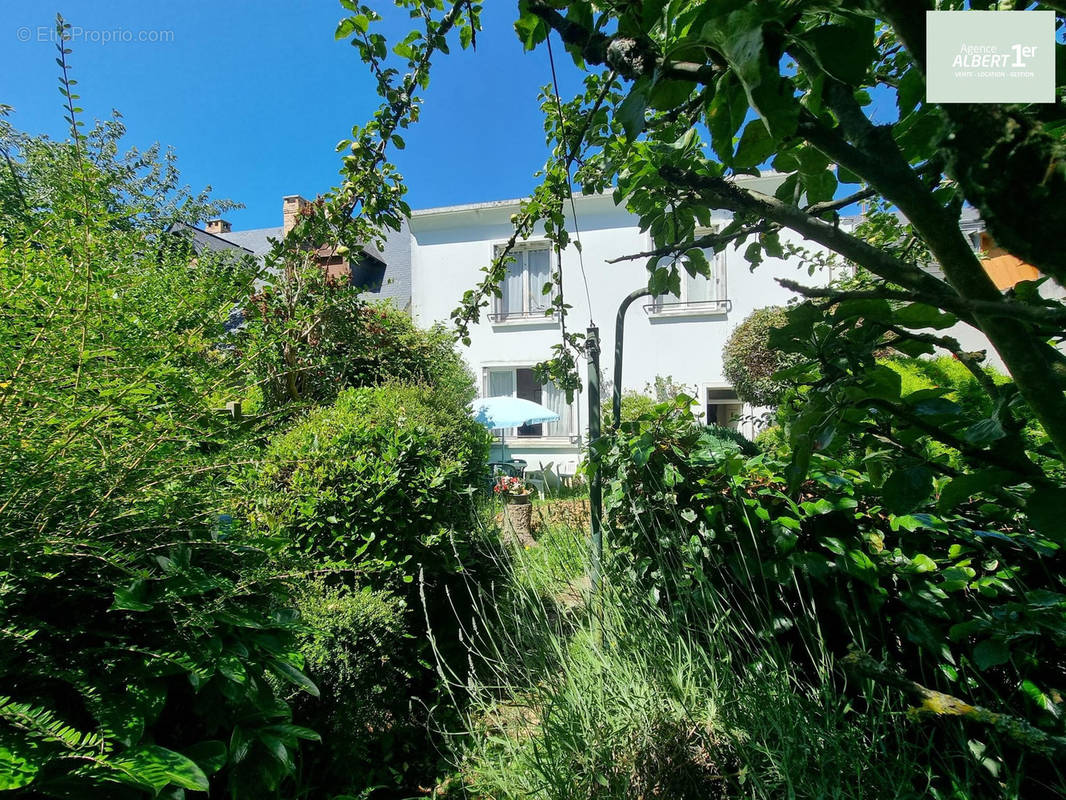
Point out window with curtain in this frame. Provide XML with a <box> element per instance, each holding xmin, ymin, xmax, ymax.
<box><xmin>494</xmin><ymin>243</ymin><xmax>555</xmax><ymax>320</ymax></box>
<box><xmin>651</xmin><ymin>227</ymin><xmax>727</xmax><ymax>310</ymax></box>
<box><xmin>484</xmin><ymin>367</ymin><xmax>573</xmax><ymax>438</ymax></box>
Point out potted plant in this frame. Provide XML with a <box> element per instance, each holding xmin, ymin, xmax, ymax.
<box><xmin>495</xmin><ymin>475</ymin><xmax>535</xmax><ymax>546</ymax></box>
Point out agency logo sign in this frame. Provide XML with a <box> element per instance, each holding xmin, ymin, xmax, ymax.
<box><xmin>926</xmin><ymin>10</ymin><xmax>1055</xmax><ymax>103</ymax></box>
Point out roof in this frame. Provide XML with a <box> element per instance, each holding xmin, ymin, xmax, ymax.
<box><xmin>217</xmin><ymin>225</ymin><xmax>388</xmax><ymax>265</ymax></box>
<box><xmin>959</xmin><ymin>205</ymin><xmax>983</xmax><ymax>232</ymax></box>
<box><xmin>216</xmin><ymin>226</ymin><xmax>284</xmax><ymax>257</ymax></box>
<box><xmin>840</xmin><ymin>206</ymin><xmax>985</xmax><ymax>232</ymax></box>
<box><xmin>167</xmin><ymin>222</ymin><xmax>255</xmax><ymax>255</ymax></box>
<box><xmin>409</xmin><ymin>175</ymin><xmax>791</xmax><ymax>219</ymax></box>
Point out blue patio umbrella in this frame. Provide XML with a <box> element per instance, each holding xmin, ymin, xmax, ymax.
<box><xmin>469</xmin><ymin>396</ymin><xmax>560</xmax><ymax>436</ymax></box>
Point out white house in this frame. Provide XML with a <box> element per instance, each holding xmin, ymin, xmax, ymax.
<box><xmin>408</xmin><ymin>179</ymin><xmax>848</xmax><ymax>474</ymax></box>
<box><xmin>196</xmin><ymin>188</ymin><xmax>1043</xmax><ymax>478</ymax></box>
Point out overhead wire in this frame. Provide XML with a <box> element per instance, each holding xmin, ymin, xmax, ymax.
<box><xmin>545</xmin><ymin>31</ymin><xmax>595</xmax><ymax>327</ymax></box>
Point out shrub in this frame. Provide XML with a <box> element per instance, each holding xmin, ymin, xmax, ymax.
<box><xmin>248</xmin><ymin>387</ymin><xmax>492</xmax><ymax>796</ymax></box>
<box><xmin>596</xmin><ymin>400</ymin><xmax>1066</xmax><ymax>795</ymax></box>
<box><xmin>603</xmin><ymin>375</ymin><xmax>694</xmax><ymax>429</ymax></box>
<box><xmin>722</xmin><ymin>306</ymin><xmax>803</xmax><ymax>406</ymax></box>
<box><xmin>883</xmin><ymin>355</ymin><xmax>1008</xmax><ymax>418</ymax></box>
<box><xmin>0</xmin><ymin>86</ymin><xmax>315</xmax><ymax>797</ymax></box>
<box><xmin>292</xmin><ymin>579</ymin><xmax>414</xmax><ymax>795</ymax></box>
<box><xmin>244</xmin><ymin>270</ymin><xmax>477</xmax><ymax>410</ymax></box>
<box><xmin>248</xmin><ymin>384</ymin><xmax>491</xmax><ymax>583</ymax></box>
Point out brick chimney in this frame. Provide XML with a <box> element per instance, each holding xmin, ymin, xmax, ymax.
<box><xmin>205</xmin><ymin>218</ymin><xmax>231</xmax><ymax>234</ymax></box>
<box><xmin>282</xmin><ymin>195</ymin><xmax>311</xmax><ymax>235</ymax></box>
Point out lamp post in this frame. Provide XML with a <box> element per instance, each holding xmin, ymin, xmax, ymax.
<box><xmin>612</xmin><ymin>289</ymin><xmax>653</xmax><ymax>429</ymax></box>
<box><xmin>586</xmin><ymin>324</ymin><xmax>602</xmax><ymax>594</ymax></box>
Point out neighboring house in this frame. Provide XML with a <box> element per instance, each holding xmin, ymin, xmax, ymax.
<box><xmin>185</xmin><ymin>186</ymin><xmax>1052</xmax><ymax>476</ymax></box>
<box><xmin>166</xmin><ymin>220</ymin><xmax>255</xmax><ymax>258</ymax></box>
<box><xmin>408</xmin><ymin>177</ymin><xmax>850</xmax><ymax>474</ymax></box>
<box><xmin>199</xmin><ymin>195</ymin><xmax>413</xmax><ymax>310</ymax></box>
<box><xmin>881</xmin><ymin>206</ymin><xmax>1066</xmax><ymax>373</ymax></box>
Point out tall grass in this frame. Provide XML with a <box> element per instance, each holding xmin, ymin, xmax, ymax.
<box><xmin>428</xmin><ymin>517</ymin><xmax>968</xmax><ymax>799</ymax></box>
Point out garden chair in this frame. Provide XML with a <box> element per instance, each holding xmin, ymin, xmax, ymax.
<box><xmin>525</xmin><ymin>462</ymin><xmax>561</xmax><ymax>497</ymax></box>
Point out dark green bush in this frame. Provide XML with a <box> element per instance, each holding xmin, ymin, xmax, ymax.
<box><xmin>597</xmin><ymin>399</ymin><xmax>1066</xmax><ymax>795</ymax></box>
<box><xmin>248</xmin><ymin>384</ymin><xmax>491</xmax><ymax>583</ymax></box>
<box><xmin>292</xmin><ymin>579</ymin><xmax>414</xmax><ymax>795</ymax></box>
<box><xmin>0</xmin><ymin>89</ymin><xmax>315</xmax><ymax>797</ymax></box>
<box><xmin>244</xmin><ymin>271</ymin><xmax>477</xmax><ymax>410</ymax></box>
<box><xmin>721</xmin><ymin>306</ymin><xmax>803</xmax><ymax>407</ymax></box>
<box><xmin>247</xmin><ymin>386</ymin><xmax>492</xmax><ymax>796</ymax></box>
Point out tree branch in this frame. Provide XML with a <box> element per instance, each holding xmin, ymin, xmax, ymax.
<box><xmin>842</xmin><ymin>649</ymin><xmax>1066</xmax><ymax>758</ymax></box>
<box><xmin>526</xmin><ymin>0</ymin><xmax>719</xmax><ymax>84</ymax></box>
<box><xmin>804</xmin><ymin>186</ymin><xmax>877</xmax><ymax>217</ymax></box>
<box><xmin>605</xmin><ymin>222</ymin><xmax>778</xmax><ymax>264</ymax></box>
<box><xmin>778</xmin><ymin>279</ymin><xmax>1066</xmax><ymax>333</ymax></box>
<box><xmin>866</xmin><ymin>398</ymin><xmax>1045</xmax><ymax>481</ymax></box>
<box><xmin>794</xmin><ymin>75</ymin><xmax>1066</xmax><ymax>459</ymax></box>
<box><xmin>877</xmin><ymin>0</ymin><xmax>1066</xmax><ymax>284</ymax></box>
<box><xmin>658</xmin><ymin>167</ymin><xmax>966</xmax><ymax>313</ymax></box>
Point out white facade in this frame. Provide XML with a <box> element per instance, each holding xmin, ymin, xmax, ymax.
<box><xmin>409</xmin><ymin>184</ymin><xmax>843</xmax><ymax>474</ymax></box>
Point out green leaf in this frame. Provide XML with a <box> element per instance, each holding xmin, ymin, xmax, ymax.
<box><xmin>859</xmin><ymin>364</ymin><xmax>903</xmax><ymax>402</ymax></box>
<box><xmin>617</xmin><ymin>84</ymin><xmax>648</xmax><ymax>142</ymax></box>
<box><xmin>801</xmin><ymin>21</ymin><xmax>875</xmax><ymax>86</ymax></box>
<box><xmin>116</xmin><ymin>746</ymin><xmax>209</xmax><ymax>792</ymax></box>
<box><xmin>182</xmin><ymin>741</ymin><xmax>228</xmax><ymax>776</ymax></box>
<box><xmin>648</xmin><ymin>78</ymin><xmax>693</xmax><ymax>111</ymax></box>
<box><xmin>1020</xmin><ymin>680</ymin><xmax>1061</xmax><ymax>718</ymax></box>
<box><xmin>897</xmin><ymin>66</ymin><xmax>925</xmax><ymax>117</ymax></box>
<box><xmin>938</xmin><ymin>469</ymin><xmax>1012</xmax><ymax>512</ymax></box>
<box><xmin>733</xmin><ymin>119</ymin><xmax>775</xmax><ymax>168</ymax></box>
<box><xmin>910</xmin><ymin>397</ymin><xmax>962</xmax><ymax>419</ymax></box>
<box><xmin>0</xmin><ymin>746</ymin><xmax>39</xmax><ymax>790</ymax></box>
<box><xmin>263</xmin><ymin>723</ymin><xmax>321</xmax><ymax>743</ymax></box>
<box><xmin>962</xmin><ymin>417</ymin><xmax>1006</xmax><ymax>447</ymax></box>
<box><xmin>708</xmin><ymin>73</ymin><xmax>748</xmax><ymax>163</ymax></box>
<box><xmin>895</xmin><ymin>302</ymin><xmax>957</xmax><ymax>330</ymax></box>
<box><xmin>683</xmin><ymin>247</ymin><xmax>710</xmax><ymax>278</ymax></box>
<box><xmin>1027</xmin><ymin>487</ymin><xmax>1066</xmax><ymax>543</ymax></box>
<box><xmin>335</xmin><ymin>19</ymin><xmax>356</xmax><ymax>40</ymax></box>
<box><xmin>972</xmin><ymin>639</ymin><xmax>1010</xmax><ymax>670</ymax></box>
<box><xmin>514</xmin><ymin>13</ymin><xmax>547</xmax><ymax>51</ymax></box>
<box><xmin>772</xmin><ymin>149</ymin><xmax>800</xmax><ymax>173</ymax></box>
<box><xmin>270</xmin><ymin>659</ymin><xmax>320</xmax><ymax>697</ymax></box>
<box><xmin>909</xmin><ymin>553</ymin><xmax>938</xmax><ymax>573</ymax></box>
<box><xmin>833</xmin><ymin>297</ymin><xmax>893</xmax><ymax>323</ymax></box>
<box><xmin>802</xmin><ymin>169</ymin><xmax>837</xmax><ymax>204</ymax></box>
<box><xmin>883</xmin><ymin>466</ymin><xmax>934</xmax><ymax>514</ymax></box>
<box><xmin>113</xmin><ymin>581</ymin><xmax>153</xmax><ymax>611</ymax></box>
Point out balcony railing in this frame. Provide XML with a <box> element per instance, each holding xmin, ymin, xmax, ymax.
<box><xmin>487</xmin><ymin>309</ymin><xmax>558</xmax><ymax>323</ymax></box>
<box><xmin>644</xmin><ymin>298</ymin><xmax>732</xmax><ymax>315</ymax></box>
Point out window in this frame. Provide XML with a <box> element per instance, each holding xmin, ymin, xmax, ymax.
<box><xmin>492</xmin><ymin>243</ymin><xmax>555</xmax><ymax>321</ymax></box>
<box><xmin>706</xmin><ymin>387</ymin><xmax>744</xmax><ymax>430</ymax></box>
<box><xmin>485</xmin><ymin>366</ymin><xmax>573</xmax><ymax>438</ymax></box>
<box><xmin>650</xmin><ymin>228</ymin><xmax>728</xmax><ymax>313</ymax></box>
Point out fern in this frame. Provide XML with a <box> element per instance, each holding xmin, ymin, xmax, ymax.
<box><xmin>0</xmin><ymin>696</ymin><xmax>110</xmax><ymax>754</ymax></box>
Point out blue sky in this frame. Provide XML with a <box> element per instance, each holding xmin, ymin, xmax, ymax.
<box><xmin>0</xmin><ymin>1</ymin><xmax>583</xmax><ymax>229</ymax></box>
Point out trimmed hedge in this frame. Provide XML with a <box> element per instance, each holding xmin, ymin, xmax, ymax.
<box><xmin>248</xmin><ymin>384</ymin><xmax>490</xmax><ymax>582</ymax></box>
<box><xmin>722</xmin><ymin>306</ymin><xmax>802</xmax><ymax>407</ymax></box>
